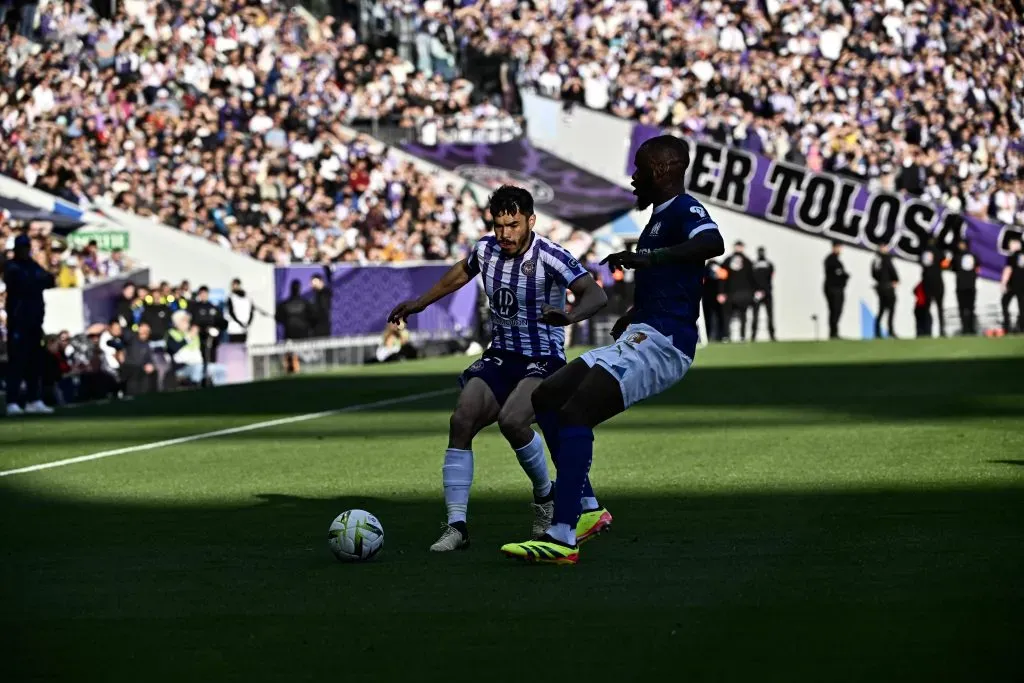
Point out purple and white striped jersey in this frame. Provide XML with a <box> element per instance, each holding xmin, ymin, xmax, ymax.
<box><xmin>465</xmin><ymin>233</ymin><xmax>589</xmax><ymax>360</ymax></box>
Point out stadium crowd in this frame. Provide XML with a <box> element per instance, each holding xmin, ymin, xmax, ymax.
<box><xmin>3</xmin><ymin>0</ymin><xmax>1022</xmax><ymax>273</ymax></box>
<box><xmin>449</xmin><ymin>0</ymin><xmax>1024</xmax><ymax>227</ymax></box>
<box><xmin>0</xmin><ymin>0</ymin><xmax>527</xmax><ymax>268</ymax></box>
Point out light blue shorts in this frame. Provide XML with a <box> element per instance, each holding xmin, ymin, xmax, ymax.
<box><xmin>580</xmin><ymin>323</ymin><xmax>692</xmax><ymax>409</ymax></box>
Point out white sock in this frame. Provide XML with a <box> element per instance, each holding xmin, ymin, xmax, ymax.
<box><xmin>513</xmin><ymin>431</ymin><xmax>552</xmax><ymax>499</ymax></box>
<box><xmin>442</xmin><ymin>448</ymin><xmax>473</xmax><ymax>524</ymax></box>
<box><xmin>581</xmin><ymin>496</ymin><xmax>599</xmax><ymax>511</ymax></box>
<box><xmin>547</xmin><ymin>523</ymin><xmax>576</xmax><ymax>546</ymax></box>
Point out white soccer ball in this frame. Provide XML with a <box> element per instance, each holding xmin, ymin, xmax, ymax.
<box><xmin>327</xmin><ymin>509</ymin><xmax>384</xmax><ymax>562</ymax></box>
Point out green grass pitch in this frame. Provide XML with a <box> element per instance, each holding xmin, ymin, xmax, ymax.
<box><xmin>2</xmin><ymin>338</ymin><xmax>1023</xmax><ymax>682</ymax></box>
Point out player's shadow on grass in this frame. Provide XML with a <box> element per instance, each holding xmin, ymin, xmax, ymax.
<box><xmin>2</xmin><ymin>483</ymin><xmax>1023</xmax><ymax>682</ymax></box>
<box><xmin>989</xmin><ymin>459</ymin><xmax>1024</xmax><ymax>466</ymax></box>
<box><xmin>17</xmin><ymin>354</ymin><xmax>1024</xmax><ymax>431</ymax></box>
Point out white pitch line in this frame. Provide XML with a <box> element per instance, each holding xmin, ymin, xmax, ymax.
<box><xmin>0</xmin><ymin>388</ymin><xmax>456</xmax><ymax>478</ymax></box>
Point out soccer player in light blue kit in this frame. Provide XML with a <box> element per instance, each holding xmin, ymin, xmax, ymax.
<box><xmin>388</xmin><ymin>185</ymin><xmax>609</xmax><ymax>552</ymax></box>
<box><xmin>501</xmin><ymin>135</ymin><xmax>726</xmax><ymax>564</ymax></box>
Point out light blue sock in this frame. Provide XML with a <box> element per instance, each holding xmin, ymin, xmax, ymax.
<box><xmin>514</xmin><ymin>431</ymin><xmax>552</xmax><ymax>498</ymax></box>
<box><xmin>443</xmin><ymin>448</ymin><xmax>473</xmax><ymax>524</ymax></box>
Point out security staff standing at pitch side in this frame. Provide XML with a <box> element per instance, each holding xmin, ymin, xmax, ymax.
<box><xmin>3</xmin><ymin>235</ymin><xmax>56</xmax><ymax>415</ymax></box>
<box><xmin>1002</xmin><ymin>237</ymin><xmax>1024</xmax><ymax>333</ymax></box>
<box><xmin>722</xmin><ymin>240</ymin><xmax>757</xmax><ymax>342</ymax></box>
<box><xmin>952</xmin><ymin>239</ymin><xmax>979</xmax><ymax>335</ymax></box>
<box><xmin>872</xmin><ymin>244</ymin><xmax>900</xmax><ymax>339</ymax></box>
<box><xmin>190</xmin><ymin>285</ymin><xmax>227</xmax><ymax>362</ymax></box>
<box><xmin>920</xmin><ymin>236</ymin><xmax>948</xmax><ymax>336</ymax></box>
<box><xmin>751</xmin><ymin>246</ymin><xmax>776</xmax><ymax>342</ymax></box>
<box><xmin>823</xmin><ymin>242</ymin><xmax>849</xmax><ymax>339</ymax></box>
<box><xmin>702</xmin><ymin>258</ymin><xmax>727</xmax><ymax>342</ymax></box>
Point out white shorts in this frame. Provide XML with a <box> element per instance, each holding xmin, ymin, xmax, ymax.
<box><xmin>580</xmin><ymin>323</ymin><xmax>693</xmax><ymax>409</ymax></box>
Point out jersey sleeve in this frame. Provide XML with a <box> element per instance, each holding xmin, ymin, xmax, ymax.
<box><xmin>681</xmin><ymin>198</ymin><xmax>719</xmax><ymax>240</ymax></box>
<box><xmin>539</xmin><ymin>241</ymin><xmax>589</xmax><ymax>287</ymax></box>
<box><xmin>465</xmin><ymin>240</ymin><xmax>483</xmax><ymax>277</ymax></box>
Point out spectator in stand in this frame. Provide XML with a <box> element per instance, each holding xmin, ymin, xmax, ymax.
<box><xmin>447</xmin><ymin>0</ymin><xmax>1023</xmax><ymax>215</ymax></box>
<box><xmin>0</xmin><ymin>2</ymin><xmax>523</xmax><ymax>267</ymax></box>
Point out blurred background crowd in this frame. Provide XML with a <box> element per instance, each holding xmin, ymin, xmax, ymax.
<box><xmin>444</xmin><ymin>0</ymin><xmax>1024</xmax><ymax>224</ymax></box>
<box><xmin>2</xmin><ymin>0</ymin><xmax>1023</xmax><ymax>412</ymax></box>
<box><xmin>3</xmin><ymin>0</ymin><xmax>1022</xmax><ymax>266</ymax></box>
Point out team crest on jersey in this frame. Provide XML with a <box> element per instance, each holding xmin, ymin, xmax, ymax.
<box><xmin>521</xmin><ymin>259</ymin><xmax>537</xmax><ymax>276</ymax></box>
<box><xmin>649</xmin><ymin>222</ymin><xmax>661</xmax><ymax>237</ymax></box>
<box><xmin>490</xmin><ymin>286</ymin><xmax>520</xmax><ymax>319</ymax></box>
<box><xmin>624</xmin><ymin>332</ymin><xmax>648</xmax><ymax>344</ymax></box>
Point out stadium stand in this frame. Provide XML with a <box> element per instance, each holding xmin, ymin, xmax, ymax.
<box><xmin>430</xmin><ymin>0</ymin><xmax>1024</xmax><ymax>227</ymax></box>
<box><xmin>0</xmin><ymin>0</ymin><xmax>523</xmax><ymax>266</ymax></box>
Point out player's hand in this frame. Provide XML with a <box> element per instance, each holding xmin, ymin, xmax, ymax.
<box><xmin>388</xmin><ymin>299</ymin><xmax>423</xmax><ymax>325</ymax></box>
<box><xmin>540</xmin><ymin>304</ymin><xmax>573</xmax><ymax>327</ymax></box>
<box><xmin>601</xmin><ymin>250</ymin><xmax>651</xmax><ymax>271</ymax></box>
<box><xmin>610</xmin><ymin>315</ymin><xmax>631</xmax><ymax>340</ymax></box>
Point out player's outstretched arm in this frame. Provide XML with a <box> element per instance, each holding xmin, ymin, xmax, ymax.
<box><xmin>645</xmin><ymin>230</ymin><xmax>726</xmax><ymax>266</ymax></box>
<box><xmin>388</xmin><ymin>259</ymin><xmax>474</xmax><ymax>324</ymax></box>
<box><xmin>602</xmin><ymin>231</ymin><xmax>726</xmax><ymax>271</ymax></box>
<box><xmin>540</xmin><ymin>274</ymin><xmax>607</xmax><ymax>326</ymax></box>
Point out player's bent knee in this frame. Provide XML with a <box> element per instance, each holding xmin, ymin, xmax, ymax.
<box><xmin>497</xmin><ymin>411</ymin><xmax>532</xmax><ymax>446</ymax></box>
<box><xmin>448</xmin><ymin>411</ymin><xmax>477</xmax><ymax>449</ymax></box>
<box><xmin>531</xmin><ymin>380</ymin><xmax>559</xmax><ymax>415</ymax></box>
<box><xmin>557</xmin><ymin>401</ymin><xmax>590</xmax><ymax>429</ymax></box>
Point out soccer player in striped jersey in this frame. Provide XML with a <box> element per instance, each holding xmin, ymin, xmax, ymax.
<box><xmin>388</xmin><ymin>185</ymin><xmax>609</xmax><ymax>552</ymax></box>
<box><xmin>501</xmin><ymin>135</ymin><xmax>726</xmax><ymax>565</ymax></box>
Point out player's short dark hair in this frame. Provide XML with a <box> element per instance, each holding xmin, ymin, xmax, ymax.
<box><xmin>488</xmin><ymin>185</ymin><xmax>534</xmax><ymax>218</ymax></box>
<box><xmin>639</xmin><ymin>134</ymin><xmax>690</xmax><ymax>176</ymax></box>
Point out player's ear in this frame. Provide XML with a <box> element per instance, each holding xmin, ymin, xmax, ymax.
<box><xmin>527</xmin><ymin>213</ymin><xmax>536</xmax><ymax>231</ymax></box>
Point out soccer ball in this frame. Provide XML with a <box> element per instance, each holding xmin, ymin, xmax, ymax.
<box><xmin>328</xmin><ymin>509</ymin><xmax>384</xmax><ymax>562</ymax></box>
